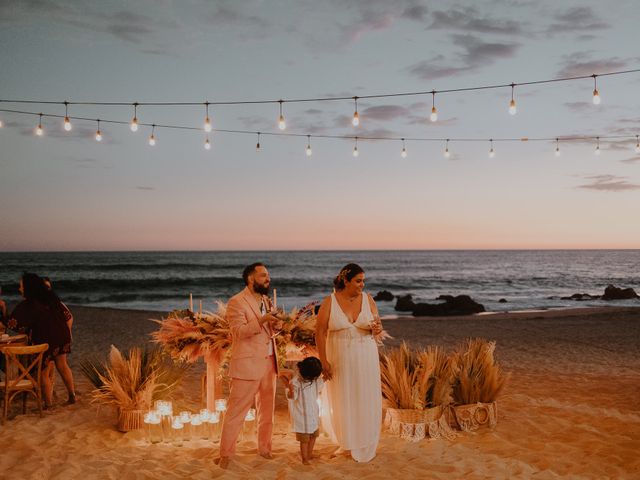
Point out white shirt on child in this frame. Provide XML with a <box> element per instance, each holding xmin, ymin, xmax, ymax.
<box><xmin>288</xmin><ymin>374</ymin><xmax>324</xmax><ymax>434</ymax></box>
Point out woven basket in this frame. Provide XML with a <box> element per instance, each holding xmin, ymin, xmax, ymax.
<box><xmin>386</xmin><ymin>405</ymin><xmax>444</xmax><ymax>435</ymax></box>
<box><xmin>450</xmin><ymin>401</ymin><xmax>498</xmax><ymax>432</ymax></box>
<box><xmin>117</xmin><ymin>408</ymin><xmax>145</xmax><ymax>432</ymax></box>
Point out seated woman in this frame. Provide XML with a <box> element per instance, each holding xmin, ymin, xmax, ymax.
<box><xmin>8</xmin><ymin>273</ymin><xmax>76</xmax><ymax>407</ymax></box>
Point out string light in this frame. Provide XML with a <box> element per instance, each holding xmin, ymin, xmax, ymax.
<box><xmin>204</xmin><ymin>136</ymin><xmax>211</xmax><ymax>150</ymax></box>
<box><xmin>306</xmin><ymin>135</ymin><xmax>312</xmax><ymax>157</ymax></box>
<box><xmin>594</xmin><ymin>136</ymin><xmax>600</xmax><ymax>155</ymax></box>
<box><xmin>95</xmin><ymin>119</ymin><xmax>102</xmax><ymax>141</ymax></box>
<box><xmin>130</xmin><ymin>103</ymin><xmax>139</xmax><ymax>131</ymax></box>
<box><xmin>554</xmin><ymin>138</ymin><xmax>560</xmax><ymax>156</ymax></box>
<box><xmin>635</xmin><ymin>135</ymin><xmax>640</xmax><ymax>153</ymax></box>
<box><xmin>400</xmin><ymin>138</ymin><xmax>407</xmax><ymax>158</ymax></box>
<box><xmin>430</xmin><ymin>91</ymin><xmax>438</xmax><ymax>122</ymax></box>
<box><xmin>0</xmin><ymin>118</ymin><xmax>3</xmax><ymax>128</ymax></box>
<box><xmin>256</xmin><ymin>132</ymin><xmax>261</xmax><ymax>152</ymax></box>
<box><xmin>444</xmin><ymin>139</ymin><xmax>450</xmax><ymax>158</ymax></box>
<box><xmin>352</xmin><ymin>97</ymin><xmax>360</xmax><ymax>126</ymax></box>
<box><xmin>509</xmin><ymin>83</ymin><xmax>517</xmax><ymax>115</ymax></box>
<box><xmin>278</xmin><ymin>100</ymin><xmax>286</xmax><ymax>130</ymax></box>
<box><xmin>488</xmin><ymin>139</ymin><xmax>496</xmax><ymax>158</ymax></box>
<box><xmin>149</xmin><ymin>124</ymin><xmax>156</xmax><ymax>146</ymax></box>
<box><xmin>35</xmin><ymin>113</ymin><xmax>43</xmax><ymax>136</ymax></box>
<box><xmin>204</xmin><ymin>102</ymin><xmax>212</xmax><ymax>132</ymax></box>
<box><xmin>592</xmin><ymin>75</ymin><xmax>601</xmax><ymax>105</ymax></box>
<box><xmin>63</xmin><ymin>101</ymin><xmax>72</xmax><ymax>131</ymax></box>
<box><xmin>352</xmin><ymin>137</ymin><xmax>359</xmax><ymax>157</ymax></box>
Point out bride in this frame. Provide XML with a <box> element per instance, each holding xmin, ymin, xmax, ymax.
<box><xmin>315</xmin><ymin>263</ymin><xmax>383</xmax><ymax>462</ymax></box>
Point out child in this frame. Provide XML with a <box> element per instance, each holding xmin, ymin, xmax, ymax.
<box><xmin>281</xmin><ymin>356</ymin><xmax>324</xmax><ymax>465</ymax></box>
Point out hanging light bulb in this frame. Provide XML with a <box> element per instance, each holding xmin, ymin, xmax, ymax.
<box><xmin>635</xmin><ymin>135</ymin><xmax>640</xmax><ymax>153</ymax></box>
<box><xmin>0</xmin><ymin>118</ymin><xmax>3</xmax><ymax>128</ymax></box>
<box><xmin>509</xmin><ymin>84</ymin><xmax>517</xmax><ymax>115</ymax></box>
<box><xmin>130</xmin><ymin>103</ymin><xmax>139</xmax><ymax>132</ymax></box>
<box><xmin>256</xmin><ymin>132</ymin><xmax>261</xmax><ymax>152</ymax></box>
<box><xmin>35</xmin><ymin>113</ymin><xmax>44</xmax><ymax>136</ymax></box>
<box><xmin>352</xmin><ymin>137</ymin><xmax>359</xmax><ymax>157</ymax></box>
<box><xmin>306</xmin><ymin>135</ymin><xmax>312</xmax><ymax>157</ymax></box>
<box><xmin>430</xmin><ymin>91</ymin><xmax>438</xmax><ymax>122</ymax></box>
<box><xmin>444</xmin><ymin>139</ymin><xmax>450</xmax><ymax>158</ymax></box>
<box><xmin>278</xmin><ymin>100</ymin><xmax>286</xmax><ymax>130</ymax></box>
<box><xmin>400</xmin><ymin>138</ymin><xmax>407</xmax><ymax>158</ymax></box>
<box><xmin>592</xmin><ymin>75</ymin><xmax>601</xmax><ymax>105</ymax></box>
<box><xmin>352</xmin><ymin>97</ymin><xmax>360</xmax><ymax>126</ymax></box>
<box><xmin>554</xmin><ymin>138</ymin><xmax>560</xmax><ymax>157</ymax></box>
<box><xmin>488</xmin><ymin>139</ymin><xmax>496</xmax><ymax>158</ymax></box>
<box><xmin>594</xmin><ymin>136</ymin><xmax>600</xmax><ymax>155</ymax></box>
<box><xmin>63</xmin><ymin>101</ymin><xmax>72</xmax><ymax>131</ymax></box>
<box><xmin>204</xmin><ymin>102</ymin><xmax>212</xmax><ymax>132</ymax></box>
<box><xmin>204</xmin><ymin>136</ymin><xmax>211</xmax><ymax>150</ymax></box>
<box><xmin>95</xmin><ymin>119</ymin><xmax>102</xmax><ymax>141</ymax></box>
<box><xmin>149</xmin><ymin>124</ymin><xmax>156</xmax><ymax>146</ymax></box>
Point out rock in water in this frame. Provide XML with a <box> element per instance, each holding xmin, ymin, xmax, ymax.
<box><xmin>395</xmin><ymin>294</ymin><xmax>415</xmax><ymax>312</ymax></box>
<box><xmin>412</xmin><ymin>295</ymin><xmax>485</xmax><ymax>316</ymax></box>
<box><xmin>373</xmin><ymin>290</ymin><xmax>394</xmax><ymax>302</ymax></box>
<box><xmin>602</xmin><ymin>284</ymin><xmax>639</xmax><ymax>300</ymax></box>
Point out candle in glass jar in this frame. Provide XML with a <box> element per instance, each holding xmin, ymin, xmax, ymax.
<box><xmin>273</xmin><ymin>289</ymin><xmax>277</xmax><ymax>309</ymax></box>
<box><xmin>189</xmin><ymin>293</ymin><xmax>193</xmax><ymax>311</ymax></box>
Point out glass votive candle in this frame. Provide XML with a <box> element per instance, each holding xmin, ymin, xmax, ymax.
<box><xmin>208</xmin><ymin>411</ymin><xmax>221</xmax><ymax>443</ymax></box>
<box><xmin>144</xmin><ymin>411</ymin><xmax>162</xmax><ymax>444</ymax></box>
<box><xmin>178</xmin><ymin>411</ymin><xmax>192</xmax><ymax>442</ymax></box>
<box><xmin>215</xmin><ymin>399</ymin><xmax>227</xmax><ymax>413</ymax></box>
<box><xmin>199</xmin><ymin>408</ymin><xmax>211</xmax><ymax>422</ymax></box>
<box><xmin>155</xmin><ymin>400</ymin><xmax>173</xmax><ymax>417</ymax></box>
<box><xmin>190</xmin><ymin>414</ymin><xmax>203</xmax><ymax>440</ymax></box>
<box><xmin>171</xmin><ymin>417</ymin><xmax>184</xmax><ymax>447</ymax></box>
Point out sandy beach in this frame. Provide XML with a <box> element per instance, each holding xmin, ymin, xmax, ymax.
<box><xmin>1</xmin><ymin>305</ymin><xmax>638</xmax><ymax>479</ymax></box>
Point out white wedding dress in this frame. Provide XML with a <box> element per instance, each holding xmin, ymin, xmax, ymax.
<box><xmin>320</xmin><ymin>293</ymin><xmax>381</xmax><ymax>462</ymax></box>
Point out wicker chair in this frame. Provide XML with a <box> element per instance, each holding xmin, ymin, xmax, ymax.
<box><xmin>0</xmin><ymin>343</ymin><xmax>48</xmax><ymax>424</ymax></box>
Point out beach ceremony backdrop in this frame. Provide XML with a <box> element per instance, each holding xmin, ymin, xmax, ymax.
<box><xmin>1</xmin><ymin>1</ymin><xmax>639</xmax><ymax>479</ymax></box>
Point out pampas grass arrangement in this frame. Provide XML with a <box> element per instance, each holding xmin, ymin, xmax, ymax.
<box><xmin>451</xmin><ymin>338</ymin><xmax>508</xmax><ymax>405</ymax></box>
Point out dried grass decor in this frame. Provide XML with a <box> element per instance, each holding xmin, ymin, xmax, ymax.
<box><xmin>150</xmin><ymin>303</ymin><xmax>231</xmax><ymax>363</ymax></box>
<box><xmin>451</xmin><ymin>338</ymin><xmax>508</xmax><ymax>405</ymax></box>
<box><xmin>80</xmin><ymin>345</ymin><xmax>186</xmax><ymax>431</ymax></box>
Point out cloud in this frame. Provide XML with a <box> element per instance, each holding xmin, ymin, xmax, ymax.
<box><xmin>407</xmin><ymin>35</ymin><xmax>520</xmax><ymax>80</ymax></box>
<box><xmin>563</xmin><ymin>101</ymin><xmax>592</xmax><ymax>113</ymax></box>
<box><xmin>576</xmin><ymin>175</ymin><xmax>640</xmax><ymax>192</ymax></box>
<box><xmin>556</xmin><ymin>56</ymin><xmax>629</xmax><ymax>77</ymax></box>
<box><xmin>135</xmin><ymin>186</ymin><xmax>155</xmax><ymax>191</ymax></box>
<box><xmin>360</xmin><ymin>105</ymin><xmax>410</xmax><ymax>120</ymax></box>
<box><xmin>620</xmin><ymin>156</ymin><xmax>640</xmax><ymax>164</ymax></box>
<box><xmin>429</xmin><ymin>7</ymin><xmax>524</xmax><ymax>35</ymax></box>
<box><xmin>548</xmin><ymin>7</ymin><xmax>609</xmax><ymax>33</ymax></box>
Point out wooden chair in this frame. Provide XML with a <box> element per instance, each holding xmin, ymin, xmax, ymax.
<box><xmin>0</xmin><ymin>343</ymin><xmax>48</xmax><ymax>424</ymax></box>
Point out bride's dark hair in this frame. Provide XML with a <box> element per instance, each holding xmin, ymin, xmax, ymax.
<box><xmin>333</xmin><ymin>263</ymin><xmax>364</xmax><ymax>291</ymax></box>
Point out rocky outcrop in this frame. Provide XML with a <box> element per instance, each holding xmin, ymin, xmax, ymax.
<box><xmin>394</xmin><ymin>294</ymin><xmax>416</xmax><ymax>312</ymax></box>
<box><xmin>602</xmin><ymin>284</ymin><xmax>639</xmax><ymax>300</ymax></box>
<box><xmin>561</xmin><ymin>293</ymin><xmax>600</xmax><ymax>301</ymax></box>
<box><xmin>498</xmin><ymin>298</ymin><xmax>507</xmax><ymax>303</ymax></box>
<box><xmin>412</xmin><ymin>295</ymin><xmax>485</xmax><ymax>317</ymax></box>
<box><xmin>373</xmin><ymin>290</ymin><xmax>395</xmax><ymax>302</ymax></box>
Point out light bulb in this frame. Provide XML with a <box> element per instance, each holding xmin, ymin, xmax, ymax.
<box><xmin>401</xmin><ymin>147</ymin><xmax>407</xmax><ymax>158</ymax></box>
<box><xmin>509</xmin><ymin>99</ymin><xmax>517</xmax><ymax>115</ymax></box>
<box><xmin>635</xmin><ymin>143</ymin><xmax>640</xmax><ymax>154</ymax></box>
<box><xmin>95</xmin><ymin>130</ymin><xmax>102</xmax><ymax>142</ymax></box>
<box><xmin>130</xmin><ymin>117</ymin><xmax>138</xmax><ymax>132</ymax></box>
<box><xmin>430</xmin><ymin>107</ymin><xmax>438</xmax><ymax>122</ymax></box>
<box><xmin>352</xmin><ymin>146</ymin><xmax>359</xmax><ymax>157</ymax></box>
<box><xmin>204</xmin><ymin>137</ymin><xmax>211</xmax><ymax>150</ymax></box>
<box><xmin>444</xmin><ymin>148</ymin><xmax>450</xmax><ymax>158</ymax></box>
<box><xmin>204</xmin><ymin>116</ymin><xmax>212</xmax><ymax>132</ymax></box>
<box><xmin>149</xmin><ymin>134</ymin><xmax>156</xmax><ymax>146</ymax></box>
<box><xmin>592</xmin><ymin>89</ymin><xmax>600</xmax><ymax>105</ymax></box>
<box><xmin>278</xmin><ymin>114</ymin><xmax>286</xmax><ymax>130</ymax></box>
<box><xmin>306</xmin><ymin>145</ymin><xmax>312</xmax><ymax>156</ymax></box>
<box><xmin>352</xmin><ymin>111</ymin><xmax>360</xmax><ymax>126</ymax></box>
<box><xmin>0</xmin><ymin>119</ymin><xmax>4</xmax><ymax>128</ymax></box>
<box><xmin>256</xmin><ymin>142</ymin><xmax>261</xmax><ymax>152</ymax></box>
<box><xmin>489</xmin><ymin>148</ymin><xmax>495</xmax><ymax>158</ymax></box>
<box><xmin>36</xmin><ymin>125</ymin><xmax>43</xmax><ymax>136</ymax></box>
<box><xmin>64</xmin><ymin>116</ymin><xmax>72</xmax><ymax>131</ymax></box>
<box><xmin>594</xmin><ymin>145</ymin><xmax>600</xmax><ymax>155</ymax></box>
<box><xmin>555</xmin><ymin>147</ymin><xmax>560</xmax><ymax>157</ymax></box>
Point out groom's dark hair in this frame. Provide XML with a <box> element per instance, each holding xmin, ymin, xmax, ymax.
<box><xmin>242</xmin><ymin>262</ymin><xmax>266</xmax><ymax>286</ymax></box>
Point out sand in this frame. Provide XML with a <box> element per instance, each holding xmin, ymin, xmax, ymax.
<box><xmin>1</xmin><ymin>305</ymin><xmax>639</xmax><ymax>479</ymax></box>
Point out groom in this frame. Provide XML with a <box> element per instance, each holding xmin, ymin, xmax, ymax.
<box><xmin>216</xmin><ymin>262</ymin><xmax>281</xmax><ymax>469</ymax></box>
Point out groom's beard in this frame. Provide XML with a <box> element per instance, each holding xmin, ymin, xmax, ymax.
<box><xmin>254</xmin><ymin>283</ymin><xmax>270</xmax><ymax>295</ymax></box>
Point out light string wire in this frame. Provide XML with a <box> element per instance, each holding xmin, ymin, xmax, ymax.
<box><xmin>0</xmin><ymin>107</ymin><xmax>637</xmax><ymax>144</ymax></box>
<box><xmin>0</xmin><ymin>69</ymin><xmax>638</xmax><ymax>107</ymax></box>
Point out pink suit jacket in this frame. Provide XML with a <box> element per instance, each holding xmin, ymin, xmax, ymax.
<box><xmin>226</xmin><ymin>287</ymin><xmax>279</xmax><ymax>380</ymax></box>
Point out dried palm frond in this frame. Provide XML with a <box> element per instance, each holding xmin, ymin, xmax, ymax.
<box><xmin>423</xmin><ymin>345</ymin><xmax>456</xmax><ymax>408</ymax></box>
<box><xmin>380</xmin><ymin>342</ymin><xmax>425</xmax><ymax>409</ymax></box>
<box><xmin>451</xmin><ymin>338</ymin><xmax>508</xmax><ymax>405</ymax></box>
<box><xmin>87</xmin><ymin>345</ymin><xmax>187</xmax><ymax>411</ymax></box>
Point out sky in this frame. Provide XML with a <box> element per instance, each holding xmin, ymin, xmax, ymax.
<box><xmin>0</xmin><ymin>0</ymin><xmax>639</xmax><ymax>251</ymax></box>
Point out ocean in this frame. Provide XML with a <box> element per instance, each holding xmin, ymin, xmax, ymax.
<box><xmin>0</xmin><ymin>250</ymin><xmax>638</xmax><ymax>317</ymax></box>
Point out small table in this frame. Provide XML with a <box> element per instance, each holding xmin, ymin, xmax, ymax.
<box><xmin>0</xmin><ymin>334</ymin><xmax>29</xmax><ymax>347</ymax></box>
